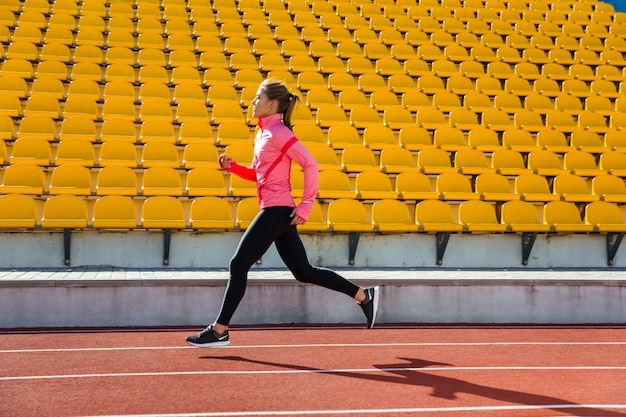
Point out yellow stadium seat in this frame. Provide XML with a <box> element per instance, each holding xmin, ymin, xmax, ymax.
<box><xmin>577</xmin><ymin>112</ymin><xmax>611</xmax><ymax>135</ymax></box>
<box><xmin>349</xmin><ymin>106</ymin><xmax>381</xmax><ymax>130</ymax></box>
<box><xmin>141</xmin><ymin>141</ymin><xmax>180</xmax><ymax>168</ymax></box>
<box><xmin>501</xmin><ymin>200</ymin><xmax>550</xmax><ymax>232</ymax></box>
<box><xmin>327</xmin><ymin>199</ymin><xmax>373</xmax><ymax>232</ymax></box>
<box><xmin>417</xmin><ymin>147</ymin><xmax>458</xmax><ymax>175</ymax></box>
<box><xmin>41</xmin><ymin>195</ymin><xmax>87</xmax><ymax>228</ymax></box>
<box><xmin>436</xmin><ymin>172</ymin><xmax>479</xmax><ymax>201</ymax></box>
<box><xmin>432</xmin><ymin>127</ymin><xmax>466</xmax><ymax>152</ymax></box>
<box><xmin>91</xmin><ymin>195</ymin><xmax>137</xmax><ymax>229</ymax></box>
<box><xmin>102</xmin><ymin>97</ymin><xmax>137</xmax><ymax>121</ymax></box>
<box><xmin>0</xmin><ymin>94</ymin><xmax>22</xmax><ymax>118</ymax></box>
<box><xmin>527</xmin><ymin>149</ymin><xmax>566</xmax><ymax>176</ymax></box>
<box><xmin>141</xmin><ymin>167</ymin><xmax>183</xmax><ymax>196</ymax></box>
<box><xmin>362</xmin><ymin>125</ymin><xmax>396</xmax><ymax>151</ymax></box>
<box><xmin>341</xmin><ymin>146</ymin><xmax>379</xmax><ymax>172</ymax></box>
<box><xmin>210</xmin><ymin>101</ymin><xmax>246</xmax><ymax>125</ymax></box>
<box><xmin>306</xmin><ymin>89</ymin><xmax>337</xmax><ymax>109</ymax></box>
<box><xmin>234</xmin><ymin>197</ymin><xmax>259</xmax><ymax>230</ymax></box>
<box><xmin>6</xmin><ymin>41</ymin><xmax>38</xmax><ymax>61</ymax></box>
<box><xmin>552</xmin><ymin>173</ymin><xmax>598</xmax><ymax>203</ymax></box>
<box><xmin>570</xmin><ymin>130</ymin><xmax>608</xmax><ymax>153</ymax></box>
<box><xmin>563</xmin><ymin>150</ymin><xmax>603</xmax><ymax>177</ymax></box>
<box><xmin>175</xmin><ymin>100</ymin><xmax>209</xmax><ymax>124</ymax></box>
<box><xmin>173</xmin><ymin>84</ymin><xmax>205</xmax><ymax>104</ymax></box>
<box><xmin>458</xmin><ymin>200</ymin><xmax>507</xmax><ymax>232</ymax></box>
<box><xmin>317</xmin><ymin>170</ymin><xmax>357</xmax><ymax>199</ymax></box>
<box><xmin>535</xmin><ymin>130</ymin><xmax>570</xmax><ymax>154</ymax></box>
<box><xmin>23</xmin><ymin>96</ymin><xmax>60</xmax><ymax>119</ymax></box>
<box><xmin>337</xmin><ymin>90</ymin><xmax>368</xmax><ymax>110</ymax></box>
<box><xmin>186</xmin><ymin>167</ymin><xmax>228</xmax><ymax>196</ymax></box>
<box><xmin>415</xmin><ymin>200</ymin><xmax>463</xmax><ymax>232</ymax></box>
<box><xmin>326</xmin><ymin>125</ymin><xmax>361</xmax><ymax>149</ymax></box>
<box><xmin>100</xmin><ymin>119</ymin><xmax>137</xmax><ymax>143</ymax></box>
<box><xmin>355</xmin><ymin>171</ymin><xmax>398</xmax><ymax>200</ymax></box>
<box><xmin>379</xmin><ymin>145</ymin><xmax>419</xmax><ymax>174</ymax></box>
<box><xmin>454</xmin><ymin>148</ymin><xmax>494</xmax><ymax>175</ymax></box>
<box><xmin>213</xmin><ymin>121</ymin><xmax>251</xmax><ymax>146</ymax></box>
<box><xmin>62</xmin><ymin>97</ymin><xmax>100</xmax><ymax>121</ymax></box>
<box><xmin>0</xmin><ymin>163</ymin><xmax>45</xmax><ymax>194</ymax></box>
<box><xmin>189</xmin><ymin>196</ymin><xmax>235</xmax><ymax>230</ymax></box>
<box><xmin>514</xmin><ymin>173</ymin><xmax>559</xmax><ymax>202</ymax></box>
<box><xmin>182</xmin><ymin>141</ymin><xmax>220</xmax><ymax>169</ymax></box>
<box><xmin>315</xmin><ymin>104</ymin><xmax>348</xmax><ymax>128</ymax></box>
<box><xmin>466</xmin><ymin>127</ymin><xmax>501</xmax><ymax>153</ymax></box>
<box><xmin>0</xmin><ymin>194</ymin><xmax>38</xmax><ymax>228</ymax></box>
<box><xmin>384</xmin><ymin>108</ymin><xmax>416</xmax><ymax>131</ymax></box>
<box><xmin>372</xmin><ymin>199</ymin><xmax>417</xmax><ymax>233</ymax></box>
<box><xmin>138</xmin><ymin>99</ymin><xmax>173</xmax><ymax>122</ymax></box>
<box><xmin>543</xmin><ymin>200</ymin><xmax>594</xmax><ymax>232</ymax></box>
<box><xmin>137</xmin><ymin>83</ymin><xmax>170</xmax><ymax>103</ymax></box>
<box><xmin>604</xmin><ymin>131</ymin><xmax>626</xmax><ymax>153</ymax></box>
<box><xmin>48</xmin><ymin>165</ymin><xmax>92</xmax><ymax>196</ymax></box>
<box><xmin>1</xmin><ymin>59</ymin><xmax>35</xmax><ymax>79</ymax></box>
<box><xmin>475</xmin><ymin>172</ymin><xmax>517</xmax><ymax>202</ymax></box>
<box><xmin>591</xmin><ymin>175</ymin><xmax>626</xmax><ymax>203</ymax></box>
<box><xmin>398</xmin><ymin>126</ymin><xmax>433</xmax><ymax>152</ymax></box>
<box><xmin>98</xmin><ymin>141</ymin><xmax>138</xmax><ymax>167</ymax></box>
<box><xmin>369</xmin><ymin>90</ymin><xmax>402</xmax><ymax>111</ymax></box>
<box><xmin>394</xmin><ymin>171</ymin><xmax>438</xmax><ymax>200</ymax></box>
<box><xmin>141</xmin><ymin>196</ymin><xmax>186</xmax><ymax>229</ymax></box>
<box><xmin>137</xmin><ymin>65</ymin><xmax>170</xmax><ymax>84</ymax></box>
<box><xmin>598</xmin><ymin>151</ymin><xmax>626</xmax><ymax>176</ymax></box>
<box><xmin>448</xmin><ymin>108</ymin><xmax>480</xmax><ymax>131</ymax></box>
<box><xmin>0</xmin><ymin>115</ymin><xmax>15</xmax><ymax>141</ymax></box>
<box><xmin>415</xmin><ymin>108</ymin><xmax>448</xmax><ymax>131</ymax></box>
<box><xmin>139</xmin><ymin>120</ymin><xmax>176</xmax><ymax>144</ymax></box>
<box><xmin>55</xmin><ymin>139</ymin><xmax>95</xmax><ymax>166</ymax></box>
<box><xmin>584</xmin><ymin>201</ymin><xmax>626</xmax><ymax>233</ymax></box>
<box><xmin>228</xmin><ymin>174</ymin><xmax>257</xmax><ymax>197</ymax></box>
<box><xmin>306</xmin><ymin>144</ymin><xmax>341</xmax><ymax>171</ymax></box>
<box><xmin>9</xmin><ymin>138</ymin><xmax>51</xmax><ymax>166</ymax></box>
<box><xmin>223</xmin><ymin>143</ymin><xmax>254</xmax><ymax>166</ymax></box>
<box><xmin>95</xmin><ymin>166</ymin><xmax>138</xmax><ymax>196</ymax></box>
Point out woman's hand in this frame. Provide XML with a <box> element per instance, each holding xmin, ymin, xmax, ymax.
<box><xmin>218</xmin><ymin>154</ymin><xmax>234</xmax><ymax>169</ymax></box>
<box><xmin>289</xmin><ymin>208</ymin><xmax>306</xmax><ymax>225</ymax></box>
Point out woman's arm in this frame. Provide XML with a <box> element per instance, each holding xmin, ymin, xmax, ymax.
<box><xmin>219</xmin><ymin>154</ymin><xmax>257</xmax><ymax>182</ymax></box>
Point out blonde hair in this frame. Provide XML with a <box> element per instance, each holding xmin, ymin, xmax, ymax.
<box><xmin>259</xmin><ymin>79</ymin><xmax>300</xmax><ymax>129</ymax></box>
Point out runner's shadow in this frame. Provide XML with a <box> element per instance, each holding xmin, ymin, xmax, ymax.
<box><xmin>201</xmin><ymin>355</ymin><xmax>626</xmax><ymax>417</ymax></box>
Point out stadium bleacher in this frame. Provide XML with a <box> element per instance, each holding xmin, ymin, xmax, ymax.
<box><xmin>1</xmin><ymin>0</ymin><xmax>626</xmax><ymax>268</ymax></box>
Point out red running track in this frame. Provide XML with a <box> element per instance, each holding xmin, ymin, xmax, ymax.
<box><xmin>1</xmin><ymin>325</ymin><xmax>626</xmax><ymax>417</ymax></box>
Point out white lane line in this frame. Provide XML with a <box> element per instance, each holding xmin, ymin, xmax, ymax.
<box><xmin>87</xmin><ymin>404</ymin><xmax>626</xmax><ymax>416</ymax></box>
<box><xmin>2</xmin><ymin>366</ymin><xmax>626</xmax><ymax>381</ymax></box>
<box><xmin>3</xmin><ymin>341</ymin><xmax>626</xmax><ymax>353</ymax></box>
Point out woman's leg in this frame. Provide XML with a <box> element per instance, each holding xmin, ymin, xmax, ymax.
<box><xmin>274</xmin><ymin>224</ymin><xmax>360</xmax><ymax>298</ymax></box>
<box><xmin>215</xmin><ymin>207</ymin><xmax>294</xmax><ymax>326</ymax></box>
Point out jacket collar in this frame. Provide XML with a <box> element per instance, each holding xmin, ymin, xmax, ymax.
<box><xmin>257</xmin><ymin>113</ymin><xmax>283</xmax><ymax>129</ymax></box>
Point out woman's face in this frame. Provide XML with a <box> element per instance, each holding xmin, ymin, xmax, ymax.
<box><xmin>251</xmin><ymin>89</ymin><xmax>277</xmax><ymax>119</ymax></box>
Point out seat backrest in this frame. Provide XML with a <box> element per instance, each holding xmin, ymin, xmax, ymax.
<box><xmin>592</xmin><ymin>174</ymin><xmax>626</xmax><ymax>196</ymax></box>
<box><xmin>436</xmin><ymin>172</ymin><xmax>473</xmax><ymax>193</ymax></box>
<box><xmin>0</xmin><ymin>194</ymin><xmax>38</xmax><ymax>227</ymax></box>
<box><xmin>41</xmin><ymin>194</ymin><xmax>88</xmax><ymax>228</ymax></box>
<box><xmin>552</xmin><ymin>173</ymin><xmax>589</xmax><ymax>194</ymax></box>
<box><xmin>544</xmin><ymin>200</ymin><xmax>586</xmax><ymax>225</ymax></box>
<box><xmin>584</xmin><ymin>201</ymin><xmax>625</xmax><ymax>225</ymax></box>
<box><xmin>458</xmin><ymin>200</ymin><xmax>500</xmax><ymax>224</ymax></box>
<box><xmin>141</xmin><ymin>196</ymin><xmax>186</xmax><ymax>228</ymax></box>
<box><xmin>355</xmin><ymin>171</ymin><xmax>393</xmax><ymax>192</ymax></box>
<box><xmin>515</xmin><ymin>173</ymin><xmax>551</xmax><ymax>194</ymax></box>
<box><xmin>501</xmin><ymin>200</ymin><xmax>543</xmax><ymax>225</ymax></box>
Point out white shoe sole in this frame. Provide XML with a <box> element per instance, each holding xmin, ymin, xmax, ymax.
<box><xmin>368</xmin><ymin>286</ymin><xmax>380</xmax><ymax>329</ymax></box>
<box><xmin>186</xmin><ymin>340</ymin><xmax>230</xmax><ymax>348</ymax></box>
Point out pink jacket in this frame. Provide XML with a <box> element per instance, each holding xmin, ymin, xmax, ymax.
<box><xmin>223</xmin><ymin>113</ymin><xmax>319</xmax><ymax>221</ymax></box>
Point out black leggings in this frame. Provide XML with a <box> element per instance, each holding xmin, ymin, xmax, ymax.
<box><xmin>216</xmin><ymin>206</ymin><xmax>360</xmax><ymax>325</ymax></box>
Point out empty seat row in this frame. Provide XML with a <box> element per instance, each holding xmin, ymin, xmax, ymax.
<box><xmin>1</xmin><ymin>193</ymin><xmax>624</xmax><ymax>235</ymax></box>
<box><xmin>4</xmin><ymin>160</ymin><xmax>626</xmax><ymax>204</ymax></box>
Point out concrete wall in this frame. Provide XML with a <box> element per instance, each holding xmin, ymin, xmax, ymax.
<box><xmin>0</xmin><ymin>230</ymin><xmax>621</xmax><ymax>269</ymax></box>
<box><xmin>1</xmin><ymin>272</ymin><xmax>624</xmax><ymax>328</ymax></box>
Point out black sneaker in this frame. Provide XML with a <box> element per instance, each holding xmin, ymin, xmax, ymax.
<box><xmin>360</xmin><ymin>286</ymin><xmax>380</xmax><ymax>329</ymax></box>
<box><xmin>186</xmin><ymin>324</ymin><xmax>230</xmax><ymax>347</ymax></box>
